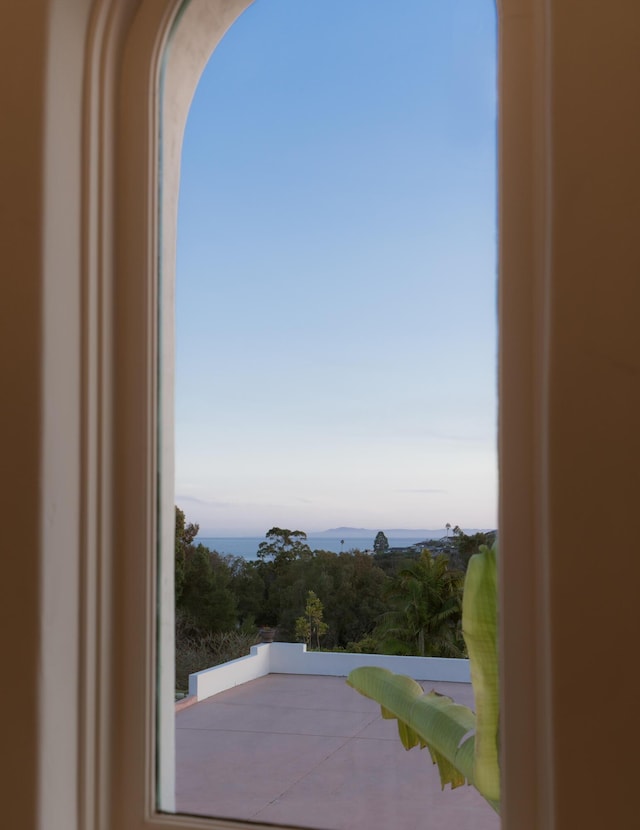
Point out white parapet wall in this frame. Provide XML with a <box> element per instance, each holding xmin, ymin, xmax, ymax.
<box><xmin>188</xmin><ymin>642</ymin><xmax>271</xmax><ymax>699</ymax></box>
<box><xmin>188</xmin><ymin>642</ymin><xmax>470</xmax><ymax>702</ymax></box>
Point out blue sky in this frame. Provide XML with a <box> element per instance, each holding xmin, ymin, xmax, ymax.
<box><xmin>174</xmin><ymin>0</ymin><xmax>497</xmax><ymax>535</ymax></box>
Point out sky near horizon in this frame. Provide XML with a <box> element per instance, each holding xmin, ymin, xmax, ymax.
<box><xmin>174</xmin><ymin>0</ymin><xmax>497</xmax><ymax>536</ymax></box>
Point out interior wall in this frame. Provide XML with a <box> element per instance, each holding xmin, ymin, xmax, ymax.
<box><xmin>0</xmin><ymin>2</ymin><xmax>48</xmax><ymax>827</ymax></box>
<box><xmin>1</xmin><ymin>0</ymin><xmax>640</xmax><ymax>828</ymax></box>
<box><xmin>0</xmin><ymin>0</ymin><xmax>93</xmax><ymax>827</ymax></box>
<box><xmin>546</xmin><ymin>2</ymin><xmax>640</xmax><ymax>824</ymax></box>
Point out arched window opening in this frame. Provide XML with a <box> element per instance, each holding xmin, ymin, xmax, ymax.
<box><xmin>164</xmin><ymin>1</ymin><xmax>497</xmax><ymax>826</ymax></box>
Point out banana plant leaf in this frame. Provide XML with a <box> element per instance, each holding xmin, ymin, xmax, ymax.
<box><xmin>347</xmin><ymin>544</ymin><xmax>499</xmax><ymax>814</ymax></box>
<box><xmin>347</xmin><ymin>667</ymin><xmax>477</xmax><ymax>791</ymax></box>
<box><xmin>462</xmin><ymin>544</ymin><xmax>499</xmax><ymax>805</ymax></box>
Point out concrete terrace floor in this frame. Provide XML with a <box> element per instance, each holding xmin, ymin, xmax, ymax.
<box><xmin>175</xmin><ymin>674</ymin><xmax>499</xmax><ymax>830</ymax></box>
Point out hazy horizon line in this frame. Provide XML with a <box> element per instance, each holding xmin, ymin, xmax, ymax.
<box><xmin>195</xmin><ymin>525</ymin><xmax>496</xmax><ymax>539</ymax></box>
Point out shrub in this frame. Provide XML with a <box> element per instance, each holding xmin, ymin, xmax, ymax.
<box><xmin>175</xmin><ymin>612</ymin><xmax>259</xmax><ymax>692</ymax></box>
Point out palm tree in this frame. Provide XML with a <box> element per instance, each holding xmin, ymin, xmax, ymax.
<box><xmin>375</xmin><ymin>549</ymin><xmax>465</xmax><ymax>658</ymax></box>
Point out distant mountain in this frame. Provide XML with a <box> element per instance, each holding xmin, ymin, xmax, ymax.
<box><xmin>312</xmin><ymin>526</ymin><xmax>490</xmax><ymax>540</ymax></box>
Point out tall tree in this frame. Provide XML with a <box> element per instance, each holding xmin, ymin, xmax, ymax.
<box><xmin>257</xmin><ymin>527</ymin><xmax>312</xmax><ymax>564</ymax></box>
<box><xmin>295</xmin><ymin>590</ymin><xmax>328</xmax><ymax>649</ymax></box>
<box><xmin>373</xmin><ymin>530</ymin><xmax>390</xmax><ymax>554</ymax></box>
<box><xmin>175</xmin><ymin>505</ymin><xmax>199</xmax><ymax>603</ymax></box>
<box><xmin>376</xmin><ymin>549</ymin><xmax>465</xmax><ymax>657</ymax></box>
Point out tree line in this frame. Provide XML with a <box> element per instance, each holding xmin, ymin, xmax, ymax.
<box><xmin>174</xmin><ymin>507</ymin><xmax>495</xmax><ymax>690</ymax></box>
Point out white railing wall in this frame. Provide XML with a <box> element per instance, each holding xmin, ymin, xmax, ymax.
<box><xmin>188</xmin><ymin>642</ymin><xmax>470</xmax><ymax>702</ymax></box>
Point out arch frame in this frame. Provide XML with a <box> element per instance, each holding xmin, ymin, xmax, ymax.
<box><xmin>112</xmin><ymin>0</ymin><xmax>551</xmax><ymax>827</ymax></box>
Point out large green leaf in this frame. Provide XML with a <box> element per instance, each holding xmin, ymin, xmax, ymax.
<box><xmin>462</xmin><ymin>545</ymin><xmax>500</xmax><ymax>804</ymax></box>
<box><xmin>347</xmin><ymin>544</ymin><xmax>500</xmax><ymax>814</ymax></box>
<box><xmin>347</xmin><ymin>667</ymin><xmax>479</xmax><ymax>794</ymax></box>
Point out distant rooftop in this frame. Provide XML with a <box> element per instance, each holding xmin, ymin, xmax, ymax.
<box><xmin>176</xmin><ymin>673</ymin><xmax>499</xmax><ymax>830</ymax></box>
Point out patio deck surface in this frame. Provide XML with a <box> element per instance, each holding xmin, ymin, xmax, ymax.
<box><xmin>176</xmin><ymin>673</ymin><xmax>499</xmax><ymax>830</ymax></box>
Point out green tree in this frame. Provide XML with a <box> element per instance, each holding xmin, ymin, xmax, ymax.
<box><xmin>376</xmin><ymin>549</ymin><xmax>464</xmax><ymax>657</ymax></box>
<box><xmin>257</xmin><ymin>527</ymin><xmax>312</xmax><ymax>564</ymax></box>
<box><xmin>451</xmin><ymin>529</ymin><xmax>497</xmax><ymax>571</ymax></box>
<box><xmin>178</xmin><ymin>544</ymin><xmax>237</xmax><ymax>634</ymax></box>
<box><xmin>253</xmin><ymin>528</ymin><xmax>313</xmax><ymax>627</ymax></box>
<box><xmin>262</xmin><ymin>547</ymin><xmax>386</xmax><ymax>647</ymax></box>
<box><xmin>295</xmin><ymin>590</ymin><xmax>328</xmax><ymax>649</ymax></box>
<box><xmin>175</xmin><ymin>505</ymin><xmax>199</xmax><ymax>603</ymax></box>
<box><xmin>373</xmin><ymin>530</ymin><xmax>390</xmax><ymax>554</ymax></box>
<box><xmin>327</xmin><ymin>551</ymin><xmax>388</xmax><ymax>647</ymax></box>
<box><xmin>227</xmin><ymin>557</ymin><xmax>266</xmax><ymax>627</ymax></box>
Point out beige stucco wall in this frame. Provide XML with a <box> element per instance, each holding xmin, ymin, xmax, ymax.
<box><xmin>1</xmin><ymin>0</ymin><xmax>640</xmax><ymax>828</ymax></box>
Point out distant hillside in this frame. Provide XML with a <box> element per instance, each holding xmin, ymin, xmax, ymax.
<box><xmin>313</xmin><ymin>526</ymin><xmax>490</xmax><ymax>539</ymax></box>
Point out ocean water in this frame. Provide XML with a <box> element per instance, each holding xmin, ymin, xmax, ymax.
<box><xmin>195</xmin><ymin>535</ymin><xmax>441</xmax><ymax>560</ymax></box>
